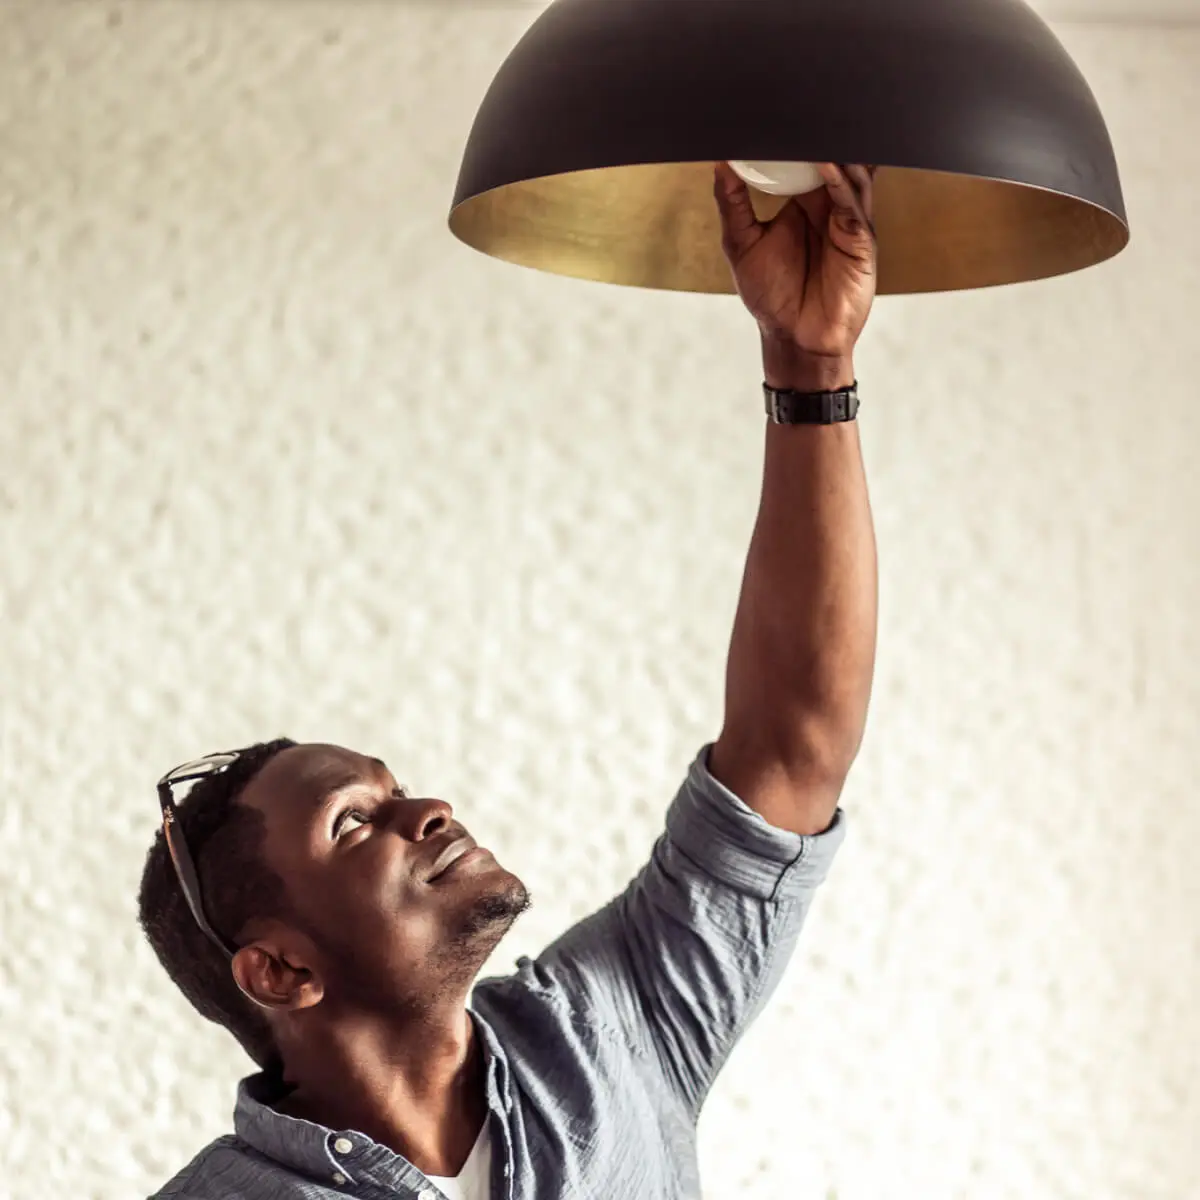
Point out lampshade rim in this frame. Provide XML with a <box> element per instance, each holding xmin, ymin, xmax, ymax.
<box><xmin>451</xmin><ymin>160</ymin><xmax>1131</xmax><ymax>237</ymax></box>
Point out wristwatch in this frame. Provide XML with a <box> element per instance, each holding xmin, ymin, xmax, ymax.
<box><xmin>764</xmin><ymin>382</ymin><xmax>859</xmax><ymax>425</ymax></box>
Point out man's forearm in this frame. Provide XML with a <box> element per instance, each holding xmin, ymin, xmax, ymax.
<box><xmin>721</xmin><ymin>338</ymin><xmax>879</xmax><ymax>781</ymax></box>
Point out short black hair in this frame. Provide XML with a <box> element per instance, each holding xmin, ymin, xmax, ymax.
<box><xmin>137</xmin><ymin>738</ymin><xmax>298</xmax><ymax>1070</ymax></box>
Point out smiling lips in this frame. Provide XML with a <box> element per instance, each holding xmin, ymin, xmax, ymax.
<box><xmin>426</xmin><ymin>835</ymin><xmax>479</xmax><ymax>883</ymax></box>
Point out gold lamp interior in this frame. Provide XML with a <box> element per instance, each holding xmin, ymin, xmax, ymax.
<box><xmin>450</xmin><ymin>162</ymin><xmax>1130</xmax><ymax>295</ymax></box>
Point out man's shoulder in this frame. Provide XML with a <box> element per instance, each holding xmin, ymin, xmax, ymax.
<box><xmin>472</xmin><ymin>946</ymin><xmax>641</xmax><ymax>1061</ymax></box>
<box><xmin>146</xmin><ymin>1134</ymin><xmax>255</xmax><ymax>1199</ymax></box>
<box><xmin>472</xmin><ymin>955</ymin><xmax>587</xmax><ymax>1026</ymax></box>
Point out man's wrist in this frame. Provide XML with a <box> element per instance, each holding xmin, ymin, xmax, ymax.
<box><xmin>761</xmin><ymin>334</ymin><xmax>856</xmax><ymax>392</ymax></box>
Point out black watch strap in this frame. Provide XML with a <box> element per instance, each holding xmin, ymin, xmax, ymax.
<box><xmin>764</xmin><ymin>382</ymin><xmax>859</xmax><ymax>425</ymax></box>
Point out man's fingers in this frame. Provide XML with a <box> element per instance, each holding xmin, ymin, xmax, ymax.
<box><xmin>714</xmin><ymin>162</ymin><xmax>762</xmax><ymax>255</ymax></box>
<box><xmin>843</xmin><ymin>164</ymin><xmax>876</xmax><ymax>224</ymax></box>
<box><xmin>817</xmin><ymin>163</ymin><xmax>876</xmax><ymax>243</ymax></box>
<box><xmin>817</xmin><ymin>163</ymin><xmax>865</xmax><ymax>218</ymax></box>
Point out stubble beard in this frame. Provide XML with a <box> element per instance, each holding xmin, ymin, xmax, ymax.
<box><xmin>434</xmin><ymin>875</ymin><xmax>532</xmax><ymax>986</ymax></box>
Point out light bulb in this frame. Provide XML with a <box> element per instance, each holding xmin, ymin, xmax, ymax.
<box><xmin>728</xmin><ymin>160</ymin><xmax>825</xmax><ymax>197</ymax></box>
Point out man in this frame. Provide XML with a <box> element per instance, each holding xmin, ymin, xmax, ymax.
<box><xmin>138</xmin><ymin>161</ymin><xmax>879</xmax><ymax>1200</ymax></box>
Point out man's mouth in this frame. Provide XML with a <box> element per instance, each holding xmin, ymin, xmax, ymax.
<box><xmin>425</xmin><ymin>835</ymin><xmax>479</xmax><ymax>883</ymax></box>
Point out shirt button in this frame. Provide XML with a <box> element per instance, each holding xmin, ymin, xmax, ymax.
<box><xmin>333</xmin><ymin>1137</ymin><xmax>354</xmax><ymax>1155</ymax></box>
<box><xmin>331</xmin><ymin>1172</ymin><xmax>347</xmax><ymax>1186</ymax></box>
<box><xmin>418</xmin><ymin>1190</ymin><xmax>438</xmax><ymax>1200</ymax></box>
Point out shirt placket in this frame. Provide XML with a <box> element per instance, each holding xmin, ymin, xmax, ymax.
<box><xmin>485</xmin><ymin>1046</ymin><xmax>516</xmax><ymax>1200</ymax></box>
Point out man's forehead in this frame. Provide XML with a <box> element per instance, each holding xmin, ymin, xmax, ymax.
<box><xmin>242</xmin><ymin>744</ymin><xmax>390</xmax><ymax>812</ymax></box>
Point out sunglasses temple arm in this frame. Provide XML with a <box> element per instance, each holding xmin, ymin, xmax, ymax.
<box><xmin>162</xmin><ymin>807</ymin><xmax>237</xmax><ymax>959</ymax></box>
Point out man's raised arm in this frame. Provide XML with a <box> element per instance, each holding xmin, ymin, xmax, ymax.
<box><xmin>506</xmin><ymin>163</ymin><xmax>880</xmax><ymax>1120</ymax></box>
<box><xmin>709</xmin><ymin>161</ymin><xmax>880</xmax><ymax>837</ymax></box>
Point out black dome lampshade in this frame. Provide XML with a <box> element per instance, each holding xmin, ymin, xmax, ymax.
<box><xmin>448</xmin><ymin>0</ymin><xmax>1130</xmax><ymax>295</ymax></box>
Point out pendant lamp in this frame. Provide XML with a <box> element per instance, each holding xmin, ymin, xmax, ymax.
<box><xmin>448</xmin><ymin>0</ymin><xmax>1129</xmax><ymax>295</ymax></box>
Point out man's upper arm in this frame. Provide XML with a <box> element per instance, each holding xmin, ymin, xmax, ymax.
<box><xmin>530</xmin><ymin>744</ymin><xmax>847</xmax><ymax>1116</ymax></box>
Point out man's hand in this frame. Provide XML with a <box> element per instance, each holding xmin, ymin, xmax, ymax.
<box><xmin>714</xmin><ymin>162</ymin><xmax>878</xmax><ymax>390</ymax></box>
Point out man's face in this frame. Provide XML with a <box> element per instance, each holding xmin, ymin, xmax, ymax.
<box><xmin>237</xmin><ymin>743</ymin><xmax>529</xmax><ymax>1010</ymax></box>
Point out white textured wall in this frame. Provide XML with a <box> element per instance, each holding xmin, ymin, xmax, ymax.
<box><xmin>0</xmin><ymin>3</ymin><xmax>1197</xmax><ymax>1199</ymax></box>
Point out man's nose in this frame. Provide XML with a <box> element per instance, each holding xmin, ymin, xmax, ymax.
<box><xmin>398</xmin><ymin>796</ymin><xmax>454</xmax><ymax>842</ymax></box>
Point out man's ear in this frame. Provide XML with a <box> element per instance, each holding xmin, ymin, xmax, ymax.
<box><xmin>230</xmin><ymin>936</ymin><xmax>324</xmax><ymax>1012</ymax></box>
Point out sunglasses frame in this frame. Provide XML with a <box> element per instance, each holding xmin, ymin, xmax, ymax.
<box><xmin>156</xmin><ymin>753</ymin><xmax>243</xmax><ymax>959</ymax></box>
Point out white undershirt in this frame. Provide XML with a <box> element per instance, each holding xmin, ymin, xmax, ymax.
<box><xmin>424</xmin><ymin>1122</ymin><xmax>493</xmax><ymax>1200</ymax></box>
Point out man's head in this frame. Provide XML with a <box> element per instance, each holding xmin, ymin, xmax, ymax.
<box><xmin>138</xmin><ymin>740</ymin><xmax>530</xmax><ymax>1070</ymax></box>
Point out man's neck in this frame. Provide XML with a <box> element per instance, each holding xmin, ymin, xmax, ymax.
<box><xmin>274</xmin><ymin>1004</ymin><xmax>489</xmax><ymax>1178</ymax></box>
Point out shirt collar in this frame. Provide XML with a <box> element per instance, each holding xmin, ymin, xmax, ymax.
<box><xmin>233</xmin><ymin>1007</ymin><xmax>510</xmax><ymax>1187</ymax></box>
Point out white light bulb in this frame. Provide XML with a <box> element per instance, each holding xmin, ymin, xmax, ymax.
<box><xmin>728</xmin><ymin>160</ymin><xmax>825</xmax><ymax>197</ymax></box>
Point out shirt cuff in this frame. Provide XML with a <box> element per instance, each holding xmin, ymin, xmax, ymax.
<box><xmin>664</xmin><ymin>743</ymin><xmax>848</xmax><ymax>903</ymax></box>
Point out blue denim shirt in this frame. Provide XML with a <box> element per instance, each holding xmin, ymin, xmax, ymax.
<box><xmin>150</xmin><ymin>745</ymin><xmax>847</xmax><ymax>1199</ymax></box>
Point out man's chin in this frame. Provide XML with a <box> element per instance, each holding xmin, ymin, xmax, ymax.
<box><xmin>442</xmin><ymin>872</ymin><xmax>530</xmax><ymax>960</ymax></box>
<box><xmin>468</xmin><ymin>873</ymin><xmax>531</xmax><ymax>931</ymax></box>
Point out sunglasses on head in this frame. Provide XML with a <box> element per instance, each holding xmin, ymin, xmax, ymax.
<box><xmin>156</xmin><ymin>752</ymin><xmax>244</xmax><ymax>959</ymax></box>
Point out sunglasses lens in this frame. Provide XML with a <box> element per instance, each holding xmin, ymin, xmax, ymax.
<box><xmin>167</xmin><ymin>753</ymin><xmax>240</xmax><ymax>786</ymax></box>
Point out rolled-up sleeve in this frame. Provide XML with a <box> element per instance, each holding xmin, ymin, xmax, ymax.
<box><xmin>530</xmin><ymin>744</ymin><xmax>848</xmax><ymax>1117</ymax></box>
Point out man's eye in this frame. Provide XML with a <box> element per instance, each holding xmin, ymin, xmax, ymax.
<box><xmin>335</xmin><ymin>810</ymin><xmax>370</xmax><ymax>838</ymax></box>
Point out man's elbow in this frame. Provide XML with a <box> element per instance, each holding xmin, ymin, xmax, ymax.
<box><xmin>773</xmin><ymin>707</ymin><xmax>866</xmax><ymax>785</ymax></box>
<box><xmin>734</xmin><ymin>672</ymin><xmax>870</xmax><ymax>775</ymax></box>
<box><xmin>719</xmin><ymin>698</ymin><xmax>866</xmax><ymax>784</ymax></box>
